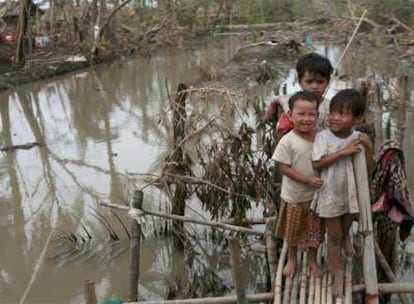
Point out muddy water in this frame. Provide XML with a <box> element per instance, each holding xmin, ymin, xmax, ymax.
<box><xmin>0</xmin><ymin>38</ymin><xmax>243</xmax><ymax>304</ymax></box>
<box><xmin>1</xmin><ymin>39</ymin><xmax>414</xmax><ymax>303</ymax></box>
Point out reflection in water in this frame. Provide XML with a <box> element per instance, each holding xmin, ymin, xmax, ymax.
<box><xmin>0</xmin><ymin>38</ymin><xmax>242</xmax><ymax>303</ymax></box>
<box><xmin>0</xmin><ymin>38</ymin><xmax>413</xmax><ymax>303</ymax></box>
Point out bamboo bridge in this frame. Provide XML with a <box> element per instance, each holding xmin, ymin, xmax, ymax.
<box><xmin>87</xmin><ymin>165</ymin><xmax>414</xmax><ymax>304</ymax></box>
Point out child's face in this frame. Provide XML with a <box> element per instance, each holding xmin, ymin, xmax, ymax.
<box><xmin>289</xmin><ymin>99</ymin><xmax>318</xmax><ymax>135</ymax></box>
<box><xmin>299</xmin><ymin>71</ymin><xmax>329</xmax><ymax>98</ymax></box>
<box><xmin>328</xmin><ymin>106</ymin><xmax>357</xmax><ymax>137</ymax></box>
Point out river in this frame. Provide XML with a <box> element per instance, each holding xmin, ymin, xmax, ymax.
<box><xmin>1</xmin><ymin>38</ymin><xmax>414</xmax><ymax>303</ymax></box>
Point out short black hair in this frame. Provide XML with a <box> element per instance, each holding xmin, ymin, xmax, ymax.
<box><xmin>296</xmin><ymin>53</ymin><xmax>333</xmax><ymax>81</ymax></box>
<box><xmin>288</xmin><ymin>91</ymin><xmax>321</xmax><ymax>111</ymax></box>
<box><xmin>330</xmin><ymin>89</ymin><xmax>366</xmax><ymax>118</ymax></box>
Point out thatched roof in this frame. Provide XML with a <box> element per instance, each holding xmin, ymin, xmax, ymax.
<box><xmin>0</xmin><ymin>1</ymin><xmax>42</xmax><ymax>19</ymax></box>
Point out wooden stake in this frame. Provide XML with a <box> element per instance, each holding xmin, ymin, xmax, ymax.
<box><xmin>83</xmin><ymin>280</ymin><xmax>97</xmax><ymax>304</ymax></box>
<box><xmin>128</xmin><ymin>190</ymin><xmax>143</xmax><ymax>301</ymax></box>
<box><xmin>274</xmin><ymin>240</ymin><xmax>288</xmax><ymax>304</ymax></box>
<box><xmin>229</xmin><ymin>238</ymin><xmax>246</xmax><ymax>304</ymax></box>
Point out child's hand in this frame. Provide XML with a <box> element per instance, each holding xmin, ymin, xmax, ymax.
<box><xmin>358</xmin><ymin>133</ymin><xmax>373</xmax><ymax>151</ymax></box>
<box><xmin>342</xmin><ymin>139</ymin><xmax>362</xmax><ymax>156</ymax></box>
<box><xmin>307</xmin><ymin>177</ymin><xmax>323</xmax><ymax>188</ymax></box>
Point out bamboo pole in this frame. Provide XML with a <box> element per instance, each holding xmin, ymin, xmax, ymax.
<box><xmin>229</xmin><ymin>237</ymin><xmax>246</xmax><ymax>304</ymax></box>
<box><xmin>313</xmin><ymin>249</ymin><xmax>322</xmax><ymax>304</ymax></box>
<box><xmin>352</xmin><ymin>150</ymin><xmax>378</xmax><ymax>304</ymax></box>
<box><xmin>130</xmin><ymin>293</ymin><xmax>273</xmax><ymax>304</ymax></box>
<box><xmin>335</xmin><ymin>10</ymin><xmax>368</xmax><ymax>73</ymax></box>
<box><xmin>290</xmin><ymin>252</ymin><xmax>302</xmax><ymax>304</ymax></box>
<box><xmin>274</xmin><ymin>240</ymin><xmax>288</xmax><ymax>304</ymax></box>
<box><xmin>128</xmin><ymin>190</ymin><xmax>143</xmax><ymax>301</ymax></box>
<box><xmin>83</xmin><ymin>280</ymin><xmax>97</xmax><ymax>304</ymax></box>
<box><xmin>353</xmin><ymin>283</ymin><xmax>414</xmax><ymax>293</ymax></box>
<box><xmin>321</xmin><ymin>272</ymin><xmax>327</xmax><ymax>304</ymax></box>
<box><xmin>344</xmin><ymin>257</ymin><xmax>352</xmax><ymax>304</ymax></box>
<box><xmin>326</xmin><ymin>274</ymin><xmax>333</xmax><ymax>304</ymax></box>
<box><xmin>313</xmin><ymin>274</ymin><xmax>321</xmax><ymax>304</ymax></box>
<box><xmin>265</xmin><ymin>217</ymin><xmax>277</xmax><ymax>290</ymax></box>
<box><xmin>299</xmin><ymin>252</ymin><xmax>308</xmax><ymax>304</ymax></box>
<box><xmin>324</xmin><ymin>9</ymin><xmax>368</xmax><ymax>95</ymax></box>
<box><xmin>307</xmin><ymin>273</ymin><xmax>314</xmax><ymax>304</ymax></box>
<box><xmin>374</xmin><ymin>240</ymin><xmax>410</xmax><ymax>304</ymax></box>
<box><xmin>221</xmin><ymin>217</ymin><xmax>270</xmax><ymax>225</ymax></box>
<box><xmin>249</xmin><ymin>243</ymin><xmax>267</xmax><ymax>253</ymax></box>
<box><xmin>100</xmin><ymin>202</ymin><xmax>264</xmax><ymax>237</ymax></box>
<box><xmin>282</xmin><ymin>276</ymin><xmax>293</xmax><ymax>304</ymax></box>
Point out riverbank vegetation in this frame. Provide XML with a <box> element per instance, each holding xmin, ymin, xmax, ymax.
<box><xmin>1</xmin><ymin>0</ymin><xmax>414</xmax><ymax>90</ymax></box>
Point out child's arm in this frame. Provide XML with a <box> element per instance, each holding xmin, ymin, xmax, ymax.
<box><xmin>313</xmin><ymin>139</ymin><xmax>361</xmax><ymax>170</ymax></box>
<box><xmin>262</xmin><ymin>95</ymin><xmax>289</xmax><ymax>122</ymax></box>
<box><xmin>262</xmin><ymin>101</ymin><xmax>278</xmax><ymax>122</ymax></box>
<box><xmin>279</xmin><ymin>163</ymin><xmax>323</xmax><ymax>188</ymax></box>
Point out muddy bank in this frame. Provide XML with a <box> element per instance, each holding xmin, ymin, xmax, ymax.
<box><xmin>0</xmin><ymin>60</ymin><xmax>91</xmax><ymax>91</ymax></box>
<box><xmin>2</xmin><ymin>16</ymin><xmax>414</xmax><ymax>92</ymax></box>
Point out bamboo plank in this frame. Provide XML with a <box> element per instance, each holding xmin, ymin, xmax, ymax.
<box><xmin>313</xmin><ymin>249</ymin><xmax>322</xmax><ymax>304</ymax></box>
<box><xmin>290</xmin><ymin>252</ymin><xmax>302</xmax><ymax>304</ymax></box>
<box><xmin>282</xmin><ymin>276</ymin><xmax>293</xmax><ymax>304</ymax></box>
<box><xmin>326</xmin><ymin>273</ymin><xmax>333</xmax><ymax>304</ymax></box>
<box><xmin>307</xmin><ymin>272</ymin><xmax>314</xmax><ymax>304</ymax></box>
<box><xmin>265</xmin><ymin>218</ymin><xmax>277</xmax><ymax>289</ymax></box>
<box><xmin>299</xmin><ymin>252</ymin><xmax>308</xmax><ymax>304</ymax></box>
<box><xmin>274</xmin><ymin>240</ymin><xmax>288</xmax><ymax>304</ymax></box>
<box><xmin>321</xmin><ymin>272</ymin><xmax>327</xmax><ymax>304</ymax></box>
<box><xmin>344</xmin><ymin>257</ymin><xmax>352</xmax><ymax>304</ymax></box>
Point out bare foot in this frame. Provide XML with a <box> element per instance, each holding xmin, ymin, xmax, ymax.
<box><xmin>282</xmin><ymin>260</ymin><xmax>296</xmax><ymax>277</ymax></box>
<box><xmin>344</xmin><ymin>236</ymin><xmax>355</xmax><ymax>257</ymax></box>
<box><xmin>332</xmin><ymin>272</ymin><xmax>344</xmax><ymax>298</ymax></box>
<box><xmin>309</xmin><ymin>260</ymin><xmax>324</xmax><ymax>277</ymax></box>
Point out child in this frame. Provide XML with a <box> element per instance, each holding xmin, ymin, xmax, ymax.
<box><xmin>272</xmin><ymin>91</ymin><xmax>324</xmax><ymax>278</ymax></box>
<box><xmin>311</xmin><ymin>89</ymin><xmax>373</xmax><ymax>297</ymax></box>
<box><xmin>263</xmin><ymin>52</ymin><xmax>334</xmax><ymax>136</ymax></box>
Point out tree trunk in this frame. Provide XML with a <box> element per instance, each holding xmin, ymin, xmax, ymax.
<box><xmin>91</xmin><ymin>0</ymin><xmax>132</xmax><ymax>60</ymax></box>
<box><xmin>15</xmin><ymin>0</ymin><xmax>30</xmax><ymax>65</ymax></box>
<box><xmin>49</xmin><ymin>0</ymin><xmax>55</xmax><ymax>34</ymax></box>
